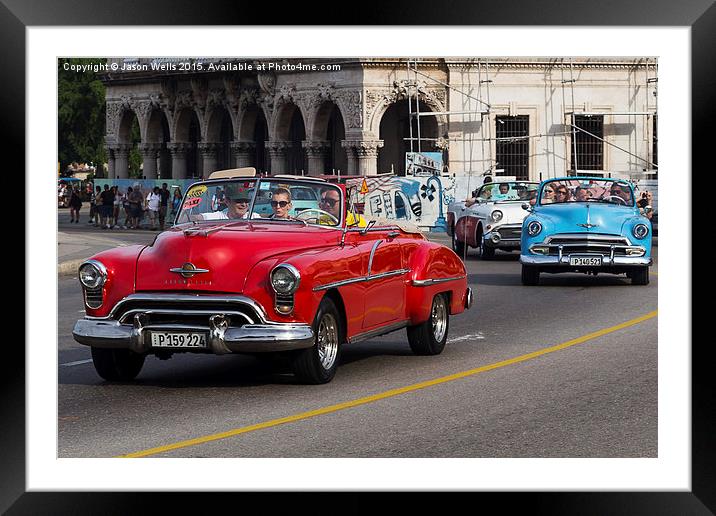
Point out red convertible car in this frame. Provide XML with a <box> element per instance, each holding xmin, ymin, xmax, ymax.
<box><xmin>73</xmin><ymin>169</ymin><xmax>473</xmax><ymax>384</ymax></box>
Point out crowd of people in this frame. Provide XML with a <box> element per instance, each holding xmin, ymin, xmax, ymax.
<box><xmin>61</xmin><ymin>182</ymin><xmax>184</xmax><ymax>230</ymax></box>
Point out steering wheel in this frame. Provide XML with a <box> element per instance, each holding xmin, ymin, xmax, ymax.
<box><xmin>606</xmin><ymin>195</ymin><xmax>628</xmax><ymax>205</ymax></box>
<box><xmin>294</xmin><ymin>208</ymin><xmax>339</xmax><ymax>225</ymax></box>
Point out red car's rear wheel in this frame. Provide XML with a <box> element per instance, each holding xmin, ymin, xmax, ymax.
<box><xmin>407</xmin><ymin>293</ymin><xmax>449</xmax><ymax>356</ymax></box>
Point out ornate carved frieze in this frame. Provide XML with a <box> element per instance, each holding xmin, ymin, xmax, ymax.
<box><xmin>230</xmin><ymin>140</ymin><xmax>256</xmax><ymax>154</ymax></box>
<box><xmin>138</xmin><ymin>142</ymin><xmax>162</xmax><ymax>158</ymax></box>
<box><xmin>167</xmin><ymin>142</ymin><xmax>192</xmax><ymax>157</ymax></box>
<box><xmin>265</xmin><ymin>140</ymin><xmax>291</xmax><ymax>157</ymax></box>
<box><xmin>302</xmin><ymin>140</ymin><xmax>331</xmax><ymax>156</ymax></box>
<box><xmin>257</xmin><ymin>72</ymin><xmax>277</xmax><ymax>96</ymax></box>
<box><xmin>108</xmin><ymin>142</ymin><xmax>132</xmax><ymax>157</ymax></box>
<box><xmin>197</xmin><ymin>142</ymin><xmax>221</xmax><ymax>157</ymax></box>
<box><xmin>341</xmin><ymin>139</ymin><xmax>384</xmax><ymax>157</ymax></box>
<box><xmin>333</xmin><ymin>89</ymin><xmax>362</xmax><ymax>129</ymax></box>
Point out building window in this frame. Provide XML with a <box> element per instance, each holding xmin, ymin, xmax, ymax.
<box><xmin>495</xmin><ymin>115</ymin><xmax>529</xmax><ymax>180</ymax></box>
<box><xmin>571</xmin><ymin>114</ymin><xmax>604</xmax><ymax>173</ymax></box>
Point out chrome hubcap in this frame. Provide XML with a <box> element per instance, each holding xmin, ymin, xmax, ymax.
<box><xmin>317</xmin><ymin>313</ymin><xmax>339</xmax><ymax>370</ymax></box>
<box><xmin>431</xmin><ymin>296</ymin><xmax>447</xmax><ymax>342</ymax></box>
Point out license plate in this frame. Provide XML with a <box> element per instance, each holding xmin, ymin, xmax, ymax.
<box><xmin>569</xmin><ymin>256</ymin><xmax>603</xmax><ymax>266</ymax></box>
<box><xmin>150</xmin><ymin>332</ymin><xmax>207</xmax><ymax>348</ymax></box>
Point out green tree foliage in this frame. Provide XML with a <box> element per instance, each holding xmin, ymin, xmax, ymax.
<box><xmin>128</xmin><ymin>117</ymin><xmax>143</xmax><ymax>178</ymax></box>
<box><xmin>58</xmin><ymin>58</ymin><xmax>107</xmax><ymax>176</ymax></box>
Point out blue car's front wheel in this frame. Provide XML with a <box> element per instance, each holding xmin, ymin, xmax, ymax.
<box><xmin>521</xmin><ymin>264</ymin><xmax>540</xmax><ymax>286</ymax></box>
<box><xmin>628</xmin><ymin>266</ymin><xmax>650</xmax><ymax>286</ymax></box>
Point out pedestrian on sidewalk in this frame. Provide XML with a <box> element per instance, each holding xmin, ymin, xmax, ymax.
<box><xmin>86</xmin><ymin>184</ymin><xmax>97</xmax><ymax>225</ymax></box>
<box><xmin>121</xmin><ymin>187</ymin><xmax>133</xmax><ymax>229</ymax></box>
<box><xmin>99</xmin><ymin>184</ymin><xmax>115</xmax><ymax>229</ymax></box>
<box><xmin>171</xmin><ymin>187</ymin><xmax>183</xmax><ymax>220</ymax></box>
<box><xmin>128</xmin><ymin>184</ymin><xmax>143</xmax><ymax>229</ymax></box>
<box><xmin>90</xmin><ymin>185</ymin><xmax>102</xmax><ymax>226</ymax></box>
<box><xmin>112</xmin><ymin>185</ymin><xmax>121</xmax><ymax>228</ymax></box>
<box><xmin>146</xmin><ymin>186</ymin><xmax>161</xmax><ymax>230</ymax></box>
<box><xmin>68</xmin><ymin>186</ymin><xmax>82</xmax><ymax>223</ymax></box>
<box><xmin>158</xmin><ymin>182</ymin><xmax>170</xmax><ymax>230</ymax></box>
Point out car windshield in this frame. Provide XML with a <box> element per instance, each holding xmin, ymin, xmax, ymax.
<box><xmin>175</xmin><ymin>177</ymin><xmax>344</xmax><ymax>227</ymax></box>
<box><xmin>475</xmin><ymin>181</ymin><xmax>539</xmax><ymax>202</ymax></box>
<box><xmin>540</xmin><ymin>179</ymin><xmax>634</xmax><ymax>206</ymax></box>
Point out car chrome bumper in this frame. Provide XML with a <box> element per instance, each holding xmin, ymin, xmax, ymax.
<box><xmin>72</xmin><ymin>317</ymin><xmax>315</xmax><ymax>354</ymax></box>
<box><xmin>520</xmin><ymin>255</ymin><xmax>652</xmax><ymax>266</ymax></box>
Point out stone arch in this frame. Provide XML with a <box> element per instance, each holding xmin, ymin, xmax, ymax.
<box><xmin>117</xmin><ymin>108</ymin><xmax>140</xmax><ymax>144</ymax></box>
<box><xmin>173</xmin><ymin>107</ymin><xmax>202</xmax><ymax>178</ymax></box>
<box><xmin>272</xmin><ymin>101</ymin><xmax>304</xmax><ymax>141</ymax></box>
<box><xmin>310</xmin><ymin>101</ymin><xmax>347</xmax><ymax>174</ymax></box>
<box><xmin>368</xmin><ymin>88</ymin><xmax>448</xmax><ymax>137</ymax></box>
<box><xmin>271</xmin><ymin>102</ymin><xmax>306</xmax><ymax>174</ymax></box>
<box><xmin>236</xmin><ymin>104</ymin><xmax>269</xmax><ymax>173</ymax></box>
<box><xmin>145</xmin><ymin>108</ymin><xmax>172</xmax><ymax>178</ymax></box>
<box><xmin>205</xmin><ymin>105</ymin><xmax>234</xmax><ymax>171</ymax></box>
<box><xmin>377</xmin><ymin>99</ymin><xmax>439</xmax><ymax>176</ymax></box>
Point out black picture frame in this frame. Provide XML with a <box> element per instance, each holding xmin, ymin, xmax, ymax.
<box><xmin>7</xmin><ymin>1</ymin><xmax>710</xmax><ymax>513</ymax></box>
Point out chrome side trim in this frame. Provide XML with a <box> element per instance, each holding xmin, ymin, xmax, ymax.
<box><xmin>348</xmin><ymin>320</ymin><xmax>410</xmax><ymax>344</ymax></box>
<box><xmin>412</xmin><ymin>275</ymin><xmax>466</xmax><ymax>287</ymax></box>
<box><xmin>367</xmin><ymin>240</ymin><xmax>383</xmax><ymax>276</ymax></box>
<box><xmin>313</xmin><ymin>269</ymin><xmax>411</xmax><ymax>292</ymax></box>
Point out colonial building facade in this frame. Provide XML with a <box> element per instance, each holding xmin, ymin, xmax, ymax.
<box><xmin>102</xmin><ymin>57</ymin><xmax>657</xmax><ymax>181</ymax></box>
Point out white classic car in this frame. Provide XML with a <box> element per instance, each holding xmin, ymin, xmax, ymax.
<box><xmin>446</xmin><ymin>181</ymin><xmax>539</xmax><ymax>259</ymax></box>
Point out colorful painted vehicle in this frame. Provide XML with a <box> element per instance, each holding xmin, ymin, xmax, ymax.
<box><xmin>73</xmin><ymin>168</ymin><xmax>473</xmax><ymax>384</ymax></box>
<box><xmin>446</xmin><ymin>181</ymin><xmax>539</xmax><ymax>259</ymax></box>
<box><xmin>520</xmin><ymin>177</ymin><xmax>653</xmax><ymax>285</ymax></box>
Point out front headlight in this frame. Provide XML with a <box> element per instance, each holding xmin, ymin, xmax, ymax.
<box><xmin>632</xmin><ymin>223</ymin><xmax>649</xmax><ymax>239</ymax></box>
<box><xmin>527</xmin><ymin>220</ymin><xmax>542</xmax><ymax>236</ymax></box>
<box><xmin>78</xmin><ymin>261</ymin><xmax>107</xmax><ymax>289</ymax></box>
<box><xmin>271</xmin><ymin>264</ymin><xmax>300</xmax><ymax>294</ymax></box>
<box><xmin>490</xmin><ymin>210</ymin><xmax>503</xmax><ymax>223</ymax></box>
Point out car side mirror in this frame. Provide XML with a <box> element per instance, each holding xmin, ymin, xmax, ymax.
<box><xmin>521</xmin><ymin>203</ymin><xmax>532</xmax><ymax>212</ymax></box>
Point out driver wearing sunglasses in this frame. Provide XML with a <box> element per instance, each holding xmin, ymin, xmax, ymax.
<box><xmin>317</xmin><ymin>188</ymin><xmax>367</xmax><ymax>228</ymax></box>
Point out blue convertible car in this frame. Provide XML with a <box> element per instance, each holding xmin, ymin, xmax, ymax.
<box><xmin>520</xmin><ymin>177</ymin><xmax>652</xmax><ymax>285</ymax></box>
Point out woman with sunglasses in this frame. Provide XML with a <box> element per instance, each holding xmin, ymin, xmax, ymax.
<box><xmin>268</xmin><ymin>188</ymin><xmax>293</xmax><ymax>219</ymax></box>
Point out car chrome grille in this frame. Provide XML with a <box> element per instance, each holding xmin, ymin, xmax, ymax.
<box><xmin>84</xmin><ymin>287</ymin><xmax>103</xmax><ymax>309</ymax></box>
<box><xmin>112</xmin><ymin>296</ymin><xmax>261</xmax><ymax>328</ymax></box>
<box><xmin>541</xmin><ymin>234</ymin><xmax>634</xmax><ymax>256</ymax></box>
<box><xmin>496</xmin><ymin>225</ymin><xmax>522</xmax><ymax>240</ymax></box>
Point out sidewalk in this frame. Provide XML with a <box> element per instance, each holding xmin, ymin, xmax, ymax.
<box><xmin>57</xmin><ymin>206</ymin><xmax>159</xmax><ymax>276</ymax></box>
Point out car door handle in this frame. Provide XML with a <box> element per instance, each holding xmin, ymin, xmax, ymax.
<box><xmin>387</xmin><ymin>231</ymin><xmax>400</xmax><ymax>239</ymax></box>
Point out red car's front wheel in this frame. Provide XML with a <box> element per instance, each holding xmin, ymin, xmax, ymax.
<box><xmin>292</xmin><ymin>297</ymin><xmax>343</xmax><ymax>384</ymax></box>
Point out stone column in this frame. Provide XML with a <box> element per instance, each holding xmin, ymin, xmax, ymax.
<box><xmin>168</xmin><ymin>142</ymin><xmax>190</xmax><ymax>179</ymax></box>
<box><xmin>265</xmin><ymin>141</ymin><xmax>291</xmax><ymax>174</ymax></box>
<box><xmin>198</xmin><ymin>142</ymin><xmax>220</xmax><ymax>178</ymax></box>
<box><xmin>107</xmin><ymin>146</ymin><xmax>116</xmax><ymax>179</ymax></box>
<box><xmin>230</xmin><ymin>141</ymin><xmax>256</xmax><ymax>168</ymax></box>
<box><xmin>342</xmin><ymin>139</ymin><xmax>383</xmax><ymax>175</ymax></box>
<box><xmin>341</xmin><ymin>140</ymin><xmax>357</xmax><ymax>175</ymax></box>
<box><xmin>302</xmin><ymin>140</ymin><xmax>330</xmax><ymax>176</ymax></box>
<box><xmin>139</xmin><ymin>143</ymin><xmax>160</xmax><ymax>179</ymax></box>
<box><xmin>113</xmin><ymin>144</ymin><xmax>132</xmax><ymax>179</ymax></box>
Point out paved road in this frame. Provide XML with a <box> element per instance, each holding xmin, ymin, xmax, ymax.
<box><xmin>57</xmin><ymin>224</ymin><xmax>657</xmax><ymax>458</ymax></box>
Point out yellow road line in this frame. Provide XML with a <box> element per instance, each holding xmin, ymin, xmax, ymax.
<box><xmin>120</xmin><ymin>310</ymin><xmax>658</xmax><ymax>458</ymax></box>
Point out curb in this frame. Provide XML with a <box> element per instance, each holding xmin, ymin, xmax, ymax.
<box><xmin>58</xmin><ymin>258</ymin><xmax>87</xmax><ymax>277</ymax></box>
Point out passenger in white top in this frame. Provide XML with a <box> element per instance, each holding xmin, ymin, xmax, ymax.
<box><xmin>202</xmin><ymin>184</ymin><xmax>261</xmax><ymax>220</ymax></box>
<box><xmin>146</xmin><ymin>186</ymin><xmax>162</xmax><ymax>230</ymax></box>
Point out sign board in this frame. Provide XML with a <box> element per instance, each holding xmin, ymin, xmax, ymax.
<box><xmin>405</xmin><ymin>152</ymin><xmax>443</xmax><ymax>176</ymax></box>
